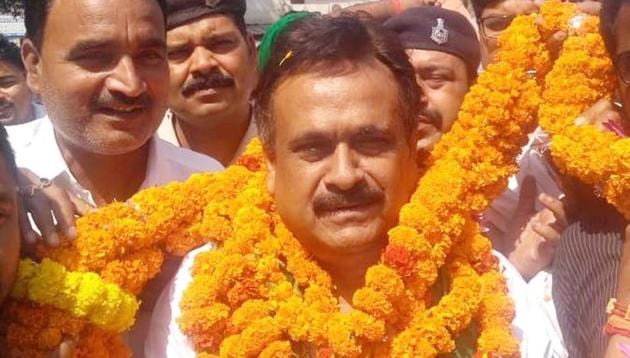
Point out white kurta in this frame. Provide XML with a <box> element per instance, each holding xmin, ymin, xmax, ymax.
<box><xmin>144</xmin><ymin>244</ymin><xmax>564</xmax><ymax>357</ymax></box>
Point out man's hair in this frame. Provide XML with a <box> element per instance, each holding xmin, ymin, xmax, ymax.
<box><xmin>254</xmin><ymin>13</ymin><xmax>421</xmax><ymax>153</ymax></box>
<box><xmin>601</xmin><ymin>0</ymin><xmax>630</xmax><ymax>56</ymax></box>
<box><xmin>24</xmin><ymin>0</ymin><xmax>168</xmax><ymax>49</ymax></box>
<box><xmin>0</xmin><ymin>125</ymin><xmax>18</xmax><ymax>181</ymax></box>
<box><xmin>0</xmin><ymin>35</ymin><xmax>24</xmax><ymax>72</ymax></box>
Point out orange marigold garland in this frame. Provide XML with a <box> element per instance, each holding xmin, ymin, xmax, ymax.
<box><xmin>537</xmin><ymin>10</ymin><xmax>630</xmax><ymax>219</ymax></box>
<box><xmin>1</xmin><ymin>2</ymin><xmax>614</xmax><ymax>356</ymax></box>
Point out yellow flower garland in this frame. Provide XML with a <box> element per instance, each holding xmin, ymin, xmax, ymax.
<box><xmin>2</xmin><ymin>2</ymin><xmax>620</xmax><ymax>356</ymax></box>
<box><xmin>11</xmin><ymin>259</ymin><xmax>138</xmax><ymax>332</ymax></box>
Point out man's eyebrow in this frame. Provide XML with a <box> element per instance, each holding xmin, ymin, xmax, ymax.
<box><xmin>0</xmin><ymin>75</ymin><xmax>15</xmax><ymax>81</ymax></box>
<box><xmin>418</xmin><ymin>65</ymin><xmax>454</xmax><ymax>73</ymax></box>
<box><xmin>139</xmin><ymin>37</ymin><xmax>167</xmax><ymax>49</ymax></box>
<box><xmin>289</xmin><ymin>131</ymin><xmax>331</xmax><ymax>147</ymax></box>
<box><xmin>69</xmin><ymin>39</ymin><xmax>115</xmax><ymax>53</ymax></box>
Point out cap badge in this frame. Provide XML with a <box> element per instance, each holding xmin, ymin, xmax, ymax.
<box><xmin>431</xmin><ymin>18</ymin><xmax>449</xmax><ymax>45</ymax></box>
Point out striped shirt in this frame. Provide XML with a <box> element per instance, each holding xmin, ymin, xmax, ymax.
<box><xmin>552</xmin><ymin>197</ymin><xmax>627</xmax><ymax>358</ymax></box>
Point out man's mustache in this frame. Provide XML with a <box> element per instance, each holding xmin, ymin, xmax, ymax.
<box><xmin>181</xmin><ymin>72</ymin><xmax>235</xmax><ymax>97</ymax></box>
<box><xmin>419</xmin><ymin>107</ymin><xmax>443</xmax><ymax>130</ymax></box>
<box><xmin>313</xmin><ymin>184</ymin><xmax>384</xmax><ymax>214</ymax></box>
<box><xmin>92</xmin><ymin>91</ymin><xmax>151</xmax><ymax>111</ymax></box>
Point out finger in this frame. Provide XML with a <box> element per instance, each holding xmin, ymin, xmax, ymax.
<box><xmin>576</xmin><ymin>1</ymin><xmax>601</xmax><ymax>16</ymax></box>
<box><xmin>577</xmin><ymin>98</ymin><xmax>617</xmax><ymax>126</ymax></box>
<box><xmin>25</xmin><ymin>192</ymin><xmax>60</xmax><ymax>247</ymax></box>
<box><xmin>514</xmin><ymin>176</ymin><xmax>537</xmax><ymax>220</ymax></box>
<box><xmin>46</xmin><ymin>189</ymin><xmax>77</xmax><ymax>240</ymax></box>
<box><xmin>546</xmin><ymin>31</ymin><xmax>567</xmax><ymax>58</ymax></box>
<box><xmin>17</xmin><ymin>198</ymin><xmax>39</xmax><ymax>245</ymax></box>
<box><xmin>532</xmin><ymin>222</ymin><xmax>562</xmax><ymax>243</ymax></box>
<box><xmin>68</xmin><ymin>195</ymin><xmax>94</xmax><ymax>216</ymax></box>
<box><xmin>538</xmin><ymin>193</ymin><xmax>568</xmax><ymax>228</ymax></box>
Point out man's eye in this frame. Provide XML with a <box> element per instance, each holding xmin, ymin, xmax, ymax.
<box><xmin>485</xmin><ymin>18</ymin><xmax>512</xmax><ymax>32</ymax></box>
<box><xmin>354</xmin><ymin>137</ymin><xmax>391</xmax><ymax>155</ymax></box>
<box><xmin>296</xmin><ymin>144</ymin><xmax>331</xmax><ymax>162</ymax></box>
<box><xmin>139</xmin><ymin>50</ymin><xmax>165</xmax><ymax>65</ymax></box>
<box><xmin>167</xmin><ymin>49</ymin><xmax>191</xmax><ymax>61</ymax></box>
<box><xmin>0</xmin><ymin>80</ymin><xmax>17</xmax><ymax>88</ymax></box>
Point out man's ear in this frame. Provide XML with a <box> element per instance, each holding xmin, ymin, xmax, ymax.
<box><xmin>266</xmin><ymin>156</ymin><xmax>275</xmax><ymax>196</ymax></box>
<box><xmin>21</xmin><ymin>39</ymin><xmax>43</xmax><ymax>94</ymax></box>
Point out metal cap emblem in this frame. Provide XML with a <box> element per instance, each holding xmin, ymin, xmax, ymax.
<box><xmin>431</xmin><ymin>18</ymin><xmax>449</xmax><ymax>45</ymax></box>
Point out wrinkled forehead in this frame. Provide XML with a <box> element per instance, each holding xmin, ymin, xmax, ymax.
<box><xmin>42</xmin><ymin>0</ymin><xmax>165</xmax><ymax>52</ymax></box>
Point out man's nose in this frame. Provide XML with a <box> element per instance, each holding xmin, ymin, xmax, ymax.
<box><xmin>190</xmin><ymin>46</ymin><xmax>219</xmax><ymax>75</ymax></box>
<box><xmin>324</xmin><ymin>144</ymin><xmax>364</xmax><ymax>192</ymax></box>
<box><xmin>105</xmin><ymin>56</ymin><xmax>147</xmax><ymax>98</ymax></box>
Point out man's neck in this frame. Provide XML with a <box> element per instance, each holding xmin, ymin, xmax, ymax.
<box><xmin>55</xmin><ymin>132</ymin><xmax>150</xmax><ymax>207</ymax></box>
<box><xmin>173</xmin><ymin>105</ymin><xmax>250</xmax><ymax>167</ymax></box>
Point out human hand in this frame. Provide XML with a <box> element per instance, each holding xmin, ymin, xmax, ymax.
<box><xmin>506</xmin><ymin>177</ymin><xmax>568</xmax><ymax>281</ymax></box>
<box><xmin>17</xmin><ymin>168</ymin><xmax>92</xmax><ymax>247</ymax></box>
<box><xmin>575</xmin><ymin>98</ymin><xmax>628</xmax><ymax>137</ymax></box>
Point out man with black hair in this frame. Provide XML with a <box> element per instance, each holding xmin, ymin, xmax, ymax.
<box><xmin>159</xmin><ymin>0</ymin><xmax>259</xmax><ymax>166</ymax></box>
<box><xmin>16</xmin><ymin>0</ymin><xmax>222</xmax><ymax>353</ymax></box>
<box><xmin>0</xmin><ymin>34</ymin><xmax>48</xmax><ymax>156</ymax></box>
<box><xmin>0</xmin><ymin>35</ymin><xmax>37</xmax><ymax>127</ymax></box>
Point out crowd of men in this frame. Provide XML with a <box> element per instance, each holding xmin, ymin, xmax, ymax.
<box><xmin>0</xmin><ymin>0</ymin><xmax>628</xmax><ymax>357</ymax></box>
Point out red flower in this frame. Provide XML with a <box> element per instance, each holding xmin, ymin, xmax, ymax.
<box><xmin>383</xmin><ymin>245</ymin><xmax>415</xmax><ymax>278</ymax></box>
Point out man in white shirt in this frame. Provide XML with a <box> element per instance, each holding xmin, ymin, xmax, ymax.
<box><xmin>159</xmin><ymin>0</ymin><xmax>258</xmax><ymax>166</ymax></box>
<box><xmin>17</xmin><ymin>0</ymin><xmax>222</xmax><ymax>354</ymax></box>
<box><xmin>146</xmin><ymin>13</ymin><xmax>554</xmax><ymax>357</ymax></box>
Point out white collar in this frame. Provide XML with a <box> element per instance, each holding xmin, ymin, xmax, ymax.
<box><xmin>15</xmin><ymin>116</ymin><xmax>223</xmax><ymax>206</ymax></box>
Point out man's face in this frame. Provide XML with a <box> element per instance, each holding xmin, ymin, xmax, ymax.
<box><xmin>478</xmin><ymin>0</ymin><xmax>537</xmax><ymax>66</ymax></box>
<box><xmin>0</xmin><ymin>61</ymin><xmax>33</xmax><ymax>126</ymax></box>
<box><xmin>167</xmin><ymin>15</ymin><xmax>257</xmax><ymax>127</ymax></box>
<box><xmin>614</xmin><ymin>3</ymin><xmax>630</xmax><ymax>122</ymax></box>
<box><xmin>407</xmin><ymin>49</ymin><xmax>470</xmax><ymax>154</ymax></box>
<box><xmin>0</xmin><ymin>156</ymin><xmax>19</xmax><ymax>304</ymax></box>
<box><xmin>24</xmin><ymin>0</ymin><xmax>168</xmax><ymax>155</ymax></box>
<box><xmin>267</xmin><ymin>61</ymin><xmax>419</xmax><ymax>263</ymax></box>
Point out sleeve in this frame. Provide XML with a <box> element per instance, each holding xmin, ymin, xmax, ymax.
<box><xmin>493</xmin><ymin>250</ymin><xmax>567</xmax><ymax>358</ymax></box>
<box><xmin>144</xmin><ymin>244</ymin><xmax>215</xmax><ymax>358</ymax></box>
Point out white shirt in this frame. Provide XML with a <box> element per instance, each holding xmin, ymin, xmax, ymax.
<box><xmin>157</xmin><ymin>110</ymin><xmax>258</xmax><ymax>165</ymax></box>
<box><xmin>484</xmin><ymin>128</ymin><xmax>566</xmax><ymax>358</ymax></box>
<box><xmin>144</xmin><ymin>244</ymin><xmax>561</xmax><ymax>357</ymax></box>
<box><xmin>496</xmin><ymin>252</ymin><xmax>567</xmax><ymax>358</ymax></box>
<box><xmin>6</xmin><ymin>103</ymin><xmax>47</xmax><ymax>154</ymax></box>
<box><xmin>14</xmin><ymin>116</ymin><xmax>224</xmax><ymax>206</ymax></box>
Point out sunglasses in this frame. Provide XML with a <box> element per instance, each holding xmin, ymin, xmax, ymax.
<box><xmin>479</xmin><ymin>15</ymin><xmax>516</xmax><ymax>39</ymax></box>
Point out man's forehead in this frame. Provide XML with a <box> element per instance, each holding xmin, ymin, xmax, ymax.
<box><xmin>407</xmin><ymin>49</ymin><xmax>465</xmax><ymax>69</ymax></box>
<box><xmin>44</xmin><ymin>0</ymin><xmax>165</xmax><ymax>48</ymax></box>
<box><xmin>167</xmin><ymin>14</ymin><xmax>240</xmax><ymax>42</ymax></box>
<box><xmin>482</xmin><ymin>0</ymin><xmax>537</xmax><ymax>16</ymax></box>
<box><xmin>0</xmin><ymin>62</ymin><xmax>22</xmax><ymax>77</ymax></box>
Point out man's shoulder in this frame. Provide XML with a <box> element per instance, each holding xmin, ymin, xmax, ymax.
<box><xmin>152</xmin><ymin>138</ymin><xmax>224</xmax><ymax>172</ymax></box>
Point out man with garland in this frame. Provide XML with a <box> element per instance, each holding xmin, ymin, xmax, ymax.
<box><xmin>146</xmin><ymin>12</ymin><xmax>546</xmax><ymax>357</ymax></box>
<box><xmin>159</xmin><ymin>0</ymin><xmax>259</xmax><ymax>167</ymax></box>
<box><xmin>15</xmin><ymin>0</ymin><xmax>222</xmax><ymax>354</ymax></box>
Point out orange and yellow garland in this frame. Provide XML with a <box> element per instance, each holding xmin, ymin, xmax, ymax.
<box><xmin>2</xmin><ymin>1</ymin><xmax>623</xmax><ymax>357</ymax></box>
